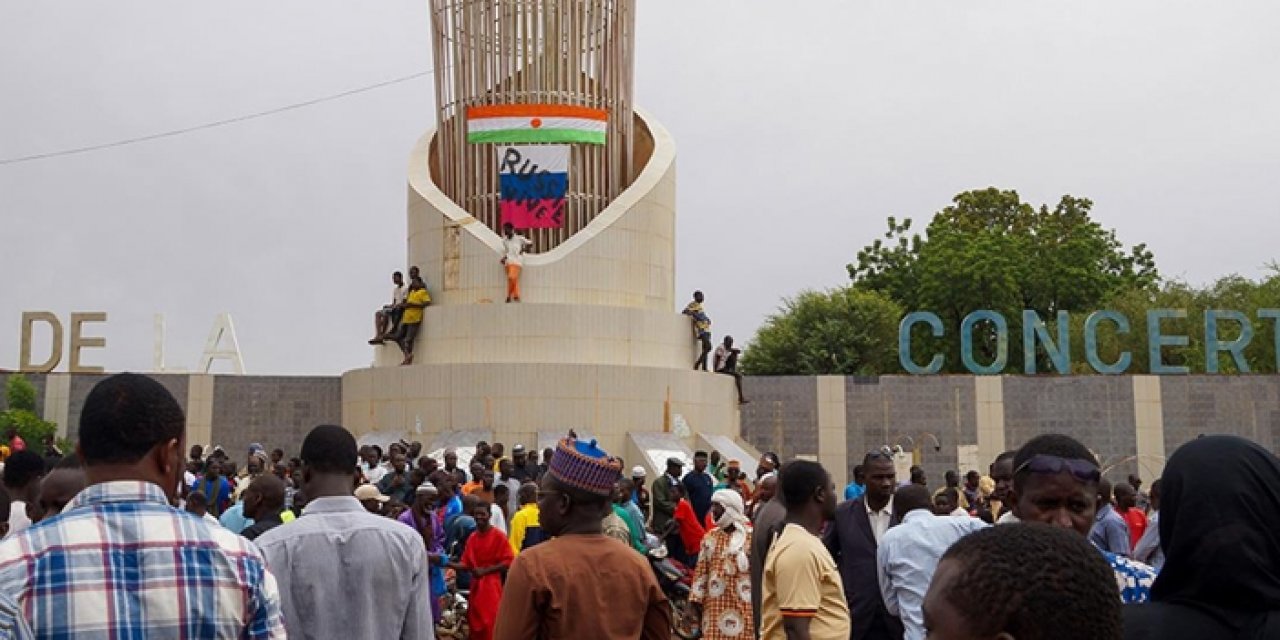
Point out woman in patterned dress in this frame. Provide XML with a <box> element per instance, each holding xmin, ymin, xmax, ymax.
<box><xmin>687</xmin><ymin>489</ymin><xmax>755</xmax><ymax>639</ymax></box>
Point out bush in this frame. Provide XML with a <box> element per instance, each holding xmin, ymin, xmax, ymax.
<box><xmin>0</xmin><ymin>375</ymin><xmax>58</xmax><ymax>449</ymax></box>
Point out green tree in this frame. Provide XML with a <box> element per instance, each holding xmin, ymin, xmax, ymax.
<box><xmin>741</xmin><ymin>287</ymin><xmax>903</xmax><ymax>375</ymax></box>
<box><xmin>0</xmin><ymin>374</ymin><xmax>58</xmax><ymax>447</ymax></box>
<box><xmin>849</xmin><ymin>188</ymin><xmax>1158</xmax><ymax>373</ymax></box>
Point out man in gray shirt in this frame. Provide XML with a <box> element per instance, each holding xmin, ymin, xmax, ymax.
<box><xmin>1088</xmin><ymin>478</ymin><xmax>1131</xmax><ymax>556</ymax></box>
<box><xmin>748</xmin><ymin>472</ymin><xmax>784</xmax><ymax>636</ymax></box>
<box><xmin>256</xmin><ymin>425</ymin><xmax>433</xmax><ymax>639</ymax></box>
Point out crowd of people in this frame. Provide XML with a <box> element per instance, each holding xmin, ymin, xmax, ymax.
<box><xmin>0</xmin><ymin>372</ymin><xmax>1275</xmax><ymax>639</ymax></box>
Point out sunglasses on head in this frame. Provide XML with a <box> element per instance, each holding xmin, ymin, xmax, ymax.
<box><xmin>865</xmin><ymin>447</ymin><xmax>894</xmax><ymax>461</ymax></box>
<box><xmin>1014</xmin><ymin>454</ymin><xmax>1101</xmax><ymax>483</ymax></box>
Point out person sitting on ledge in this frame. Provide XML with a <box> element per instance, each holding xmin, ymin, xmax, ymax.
<box><xmin>714</xmin><ymin>335</ymin><xmax>749</xmax><ymax>404</ymax></box>
<box><xmin>500</xmin><ymin>223</ymin><xmax>533</xmax><ymax>303</ymax></box>
<box><xmin>369</xmin><ymin>270</ymin><xmax>406</xmax><ymax>345</ymax></box>
<box><xmin>395</xmin><ymin>276</ymin><xmax>430</xmax><ymax>366</ymax></box>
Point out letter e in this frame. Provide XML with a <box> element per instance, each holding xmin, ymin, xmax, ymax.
<box><xmin>69</xmin><ymin>312</ymin><xmax>107</xmax><ymax>373</ymax></box>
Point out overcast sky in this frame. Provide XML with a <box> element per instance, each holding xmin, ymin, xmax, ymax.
<box><xmin>2</xmin><ymin>1</ymin><xmax>1278</xmax><ymax>375</ymax></box>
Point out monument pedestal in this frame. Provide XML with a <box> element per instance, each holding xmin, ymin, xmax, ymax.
<box><xmin>342</xmin><ymin>361</ymin><xmax>741</xmax><ymax>459</ymax></box>
<box><xmin>341</xmin><ymin>108</ymin><xmax>750</xmax><ymax>471</ymax></box>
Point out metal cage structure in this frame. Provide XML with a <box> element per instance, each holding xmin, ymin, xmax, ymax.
<box><xmin>428</xmin><ymin>0</ymin><xmax>637</xmax><ymax>252</ymax></box>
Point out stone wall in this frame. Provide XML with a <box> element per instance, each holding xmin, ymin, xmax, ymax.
<box><xmin>210</xmin><ymin>376</ymin><xmax>341</xmax><ymax>461</ymax></box>
<box><xmin>17</xmin><ymin>371</ymin><xmax>1280</xmax><ymax>492</ymax></box>
<box><xmin>67</xmin><ymin>374</ymin><xmax>190</xmax><ymax>441</ymax></box>
<box><xmin>1160</xmin><ymin>377</ymin><xmax>1280</xmax><ymax>457</ymax></box>
<box><xmin>1002</xmin><ymin>377</ymin><xmax>1137</xmax><ymax>479</ymax></box>
<box><xmin>741</xmin><ymin>376</ymin><xmax>817</xmax><ymax>461</ymax></box>
<box><xmin>845</xmin><ymin>376</ymin><xmax>977</xmax><ymax>491</ymax></box>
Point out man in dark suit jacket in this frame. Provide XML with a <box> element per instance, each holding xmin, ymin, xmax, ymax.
<box><xmin>823</xmin><ymin>451</ymin><xmax>904</xmax><ymax>640</ymax></box>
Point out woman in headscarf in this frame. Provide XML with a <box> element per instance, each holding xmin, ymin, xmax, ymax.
<box><xmin>687</xmin><ymin>489</ymin><xmax>754</xmax><ymax>639</ymax></box>
<box><xmin>1123</xmin><ymin>435</ymin><xmax>1280</xmax><ymax>639</ymax></box>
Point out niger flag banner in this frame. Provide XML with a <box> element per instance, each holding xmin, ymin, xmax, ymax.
<box><xmin>467</xmin><ymin>104</ymin><xmax>608</xmax><ymax>145</ymax></box>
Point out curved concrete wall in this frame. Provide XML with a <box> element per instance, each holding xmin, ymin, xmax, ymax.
<box><xmin>406</xmin><ymin>108</ymin><xmax>676</xmax><ymax>311</ymax></box>
<box><xmin>342</xmin><ymin>363</ymin><xmax>741</xmax><ymax>458</ymax></box>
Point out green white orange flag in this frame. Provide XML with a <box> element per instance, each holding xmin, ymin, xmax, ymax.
<box><xmin>466</xmin><ymin>104</ymin><xmax>608</xmax><ymax>145</ymax></box>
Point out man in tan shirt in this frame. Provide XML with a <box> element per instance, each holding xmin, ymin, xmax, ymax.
<box><xmin>495</xmin><ymin>437</ymin><xmax>671</xmax><ymax>640</ymax></box>
<box><xmin>762</xmin><ymin>460</ymin><xmax>850</xmax><ymax>640</ymax></box>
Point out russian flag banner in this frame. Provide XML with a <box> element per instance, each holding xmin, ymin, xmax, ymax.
<box><xmin>468</xmin><ymin>104</ymin><xmax>608</xmax><ymax>145</ymax></box>
<box><xmin>497</xmin><ymin>145</ymin><xmax>569</xmax><ymax>229</ymax></box>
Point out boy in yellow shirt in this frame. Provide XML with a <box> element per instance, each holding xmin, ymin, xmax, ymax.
<box><xmin>396</xmin><ymin>277</ymin><xmax>431</xmax><ymax>365</ymax></box>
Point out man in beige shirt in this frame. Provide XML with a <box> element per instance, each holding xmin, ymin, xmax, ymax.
<box><xmin>762</xmin><ymin>460</ymin><xmax>850</xmax><ymax>640</ymax></box>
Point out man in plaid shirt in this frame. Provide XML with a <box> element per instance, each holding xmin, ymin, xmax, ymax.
<box><xmin>0</xmin><ymin>373</ymin><xmax>286</xmax><ymax>639</ymax></box>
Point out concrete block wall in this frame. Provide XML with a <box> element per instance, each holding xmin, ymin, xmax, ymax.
<box><xmin>844</xmin><ymin>376</ymin><xmax>978</xmax><ymax>490</ymax></box>
<box><xmin>22</xmin><ymin>373</ymin><xmax>340</xmax><ymax>461</ymax></box>
<box><xmin>742</xmin><ymin>374</ymin><xmax>1280</xmax><ymax>491</ymax></box>
<box><xmin>1160</xmin><ymin>377</ymin><xmax>1280</xmax><ymax>455</ymax></box>
<box><xmin>210</xmin><ymin>376</ymin><xmax>342</xmax><ymax>462</ymax></box>
<box><xmin>1002</xmin><ymin>377</ymin><xmax>1138</xmax><ymax>479</ymax></box>
<box><xmin>741</xmin><ymin>376</ymin><xmax>817</xmax><ymax>463</ymax></box>
<box><xmin>19</xmin><ymin>371</ymin><xmax>1280</xmax><ymax>493</ymax></box>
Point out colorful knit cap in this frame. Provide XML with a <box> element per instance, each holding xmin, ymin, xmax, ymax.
<box><xmin>548</xmin><ymin>437</ymin><xmax>621</xmax><ymax>497</ymax></box>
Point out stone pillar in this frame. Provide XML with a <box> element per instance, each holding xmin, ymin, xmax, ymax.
<box><xmin>42</xmin><ymin>374</ymin><xmax>72</xmax><ymax>438</ymax></box>
<box><xmin>187</xmin><ymin>375</ymin><xmax>215</xmax><ymax>449</ymax></box>
<box><xmin>975</xmin><ymin>376</ymin><xmax>1006</xmax><ymax>472</ymax></box>
<box><xmin>816</xmin><ymin>376</ymin><xmax>849</xmax><ymax>487</ymax></box>
<box><xmin>1132</xmin><ymin>375</ymin><xmax>1166</xmax><ymax>481</ymax></box>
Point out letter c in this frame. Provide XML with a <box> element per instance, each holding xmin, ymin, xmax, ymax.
<box><xmin>900</xmin><ymin>312</ymin><xmax>944</xmax><ymax>374</ymax></box>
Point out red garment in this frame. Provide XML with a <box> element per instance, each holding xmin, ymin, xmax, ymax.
<box><xmin>674</xmin><ymin>498</ymin><xmax>706</xmax><ymax>555</ymax></box>
<box><xmin>461</xmin><ymin>526</ymin><xmax>515</xmax><ymax>640</ymax></box>
<box><xmin>1123</xmin><ymin>507</ymin><xmax>1148</xmax><ymax>552</ymax></box>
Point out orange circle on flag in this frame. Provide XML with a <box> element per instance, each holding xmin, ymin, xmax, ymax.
<box><xmin>530</xmin><ymin>118</ymin><xmax>542</xmax><ymax>128</ymax></box>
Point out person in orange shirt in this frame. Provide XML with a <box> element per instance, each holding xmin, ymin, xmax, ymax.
<box><xmin>673</xmin><ymin>486</ymin><xmax>707</xmax><ymax>567</ymax></box>
<box><xmin>714</xmin><ymin>460</ymin><xmax>753</xmax><ymax>503</ymax></box>
<box><xmin>1115</xmin><ymin>482</ymin><xmax>1147</xmax><ymax>552</ymax></box>
<box><xmin>461</xmin><ymin>462</ymin><xmax>486</xmax><ymax>495</ymax></box>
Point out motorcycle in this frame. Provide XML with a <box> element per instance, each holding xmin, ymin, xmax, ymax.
<box><xmin>436</xmin><ymin>542</ymin><xmax>469</xmax><ymax>639</ymax></box>
<box><xmin>435</xmin><ymin>581</ymin><xmax>469</xmax><ymax>640</ymax></box>
<box><xmin>646</xmin><ymin>533</ymin><xmax>700</xmax><ymax>640</ymax></box>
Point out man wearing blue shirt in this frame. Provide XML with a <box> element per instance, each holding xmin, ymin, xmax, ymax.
<box><xmin>681</xmin><ymin>451</ymin><xmax>715</xmax><ymax>524</ymax></box>
<box><xmin>843</xmin><ymin>464</ymin><xmax>865</xmax><ymax>501</ymax></box>
<box><xmin>1088</xmin><ymin>478</ymin><xmax>1131</xmax><ymax>556</ymax></box>
<box><xmin>877</xmin><ymin>485</ymin><xmax>987</xmax><ymax>640</ymax></box>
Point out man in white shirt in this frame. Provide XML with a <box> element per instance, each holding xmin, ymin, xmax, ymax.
<box><xmin>500</xmin><ymin>223</ymin><xmax>533</xmax><ymax>303</ymax></box>
<box><xmin>878</xmin><ymin>485</ymin><xmax>988</xmax><ymax>640</ymax></box>
<box><xmin>2</xmin><ymin>452</ymin><xmax>43</xmax><ymax>539</ymax></box>
<box><xmin>712</xmin><ymin>336</ymin><xmax>748</xmax><ymax>404</ymax></box>
<box><xmin>359</xmin><ymin>445</ymin><xmax>388</xmax><ymax>485</ymax></box>
<box><xmin>370</xmin><ymin>270</ymin><xmax>407</xmax><ymax>344</ymax></box>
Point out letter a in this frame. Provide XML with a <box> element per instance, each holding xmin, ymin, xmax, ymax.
<box><xmin>198</xmin><ymin>313</ymin><xmax>246</xmax><ymax>374</ymax></box>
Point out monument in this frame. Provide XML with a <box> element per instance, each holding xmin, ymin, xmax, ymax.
<box><xmin>341</xmin><ymin>0</ymin><xmax>754</xmax><ymax>470</ymax></box>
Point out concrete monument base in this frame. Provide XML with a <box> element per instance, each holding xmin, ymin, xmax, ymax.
<box><xmin>341</xmin><ymin>362</ymin><xmax>745</xmax><ymax>460</ymax></box>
